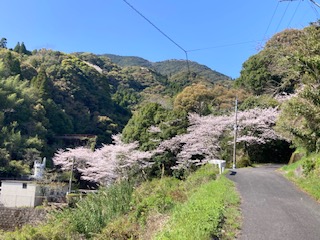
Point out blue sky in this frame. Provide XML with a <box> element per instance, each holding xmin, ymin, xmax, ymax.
<box><xmin>1</xmin><ymin>0</ymin><xmax>318</xmax><ymax>78</ymax></box>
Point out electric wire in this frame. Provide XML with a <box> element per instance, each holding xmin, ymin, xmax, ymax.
<box><xmin>275</xmin><ymin>1</ymin><xmax>291</xmax><ymax>33</ymax></box>
<box><xmin>122</xmin><ymin>0</ymin><xmax>317</xmax><ymax>75</ymax></box>
<box><xmin>310</xmin><ymin>0</ymin><xmax>320</xmax><ymax>8</ymax></box>
<box><xmin>122</xmin><ymin>0</ymin><xmax>190</xmax><ymax>73</ymax></box>
<box><xmin>308</xmin><ymin>0</ymin><xmax>320</xmax><ymax>18</ymax></box>
<box><xmin>287</xmin><ymin>0</ymin><xmax>302</xmax><ymax>27</ymax></box>
<box><xmin>186</xmin><ymin>40</ymin><xmax>261</xmax><ymax>53</ymax></box>
<box><xmin>263</xmin><ymin>1</ymin><xmax>280</xmax><ymax>41</ymax></box>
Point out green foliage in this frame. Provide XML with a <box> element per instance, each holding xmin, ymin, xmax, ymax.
<box><xmin>103</xmin><ymin>54</ymin><xmax>231</xmax><ymax>85</ymax></box>
<box><xmin>0</xmin><ymin>38</ymin><xmax>7</xmax><ymax>48</ymax></box>
<box><xmin>153</xmin><ymin>60</ymin><xmax>231</xmax><ymax>85</ymax></box>
<box><xmin>277</xmin><ymin>86</ymin><xmax>320</xmax><ymax>152</ymax></box>
<box><xmin>13</xmin><ymin>41</ymin><xmax>31</xmax><ymax>55</ymax></box>
<box><xmin>1</xmin><ymin>51</ymin><xmax>21</xmax><ymax>77</ymax></box>
<box><xmin>282</xmin><ymin>152</ymin><xmax>320</xmax><ymax>201</ymax></box>
<box><xmin>103</xmin><ymin>54</ymin><xmax>153</xmax><ymax>68</ymax></box>
<box><xmin>32</xmin><ymin>67</ymin><xmax>53</xmax><ymax>99</ymax></box>
<box><xmin>122</xmin><ymin>102</ymin><xmax>188</xmax><ymax>150</ymax></box>
<box><xmin>132</xmin><ymin>177</ymin><xmax>182</xmax><ymax>225</ymax></box>
<box><xmin>0</xmin><ymin>48</ymin><xmax>134</xmax><ymax>175</ymax></box>
<box><xmin>173</xmin><ymin>83</ymin><xmax>214</xmax><ymax>115</ymax></box>
<box><xmin>7</xmin><ymin>160</ymin><xmax>31</xmax><ymax>175</ymax></box>
<box><xmin>245</xmin><ymin>140</ymin><xmax>293</xmax><ymax>164</ymax></box>
<box><xmin>235</xmin><ymin>53</ymin><xmax>274</xmax><ymax>95</ymax></box>
<box><xmin>235</xmin><ymin>28</ymin><xmax>316</xmax><ymax>95</ymax></box>
<box><xmin>2</xmin><ymin>181</ymin><xmax>134</xmax><ymax>240</ymax></box>
<box><xmin>239</xmin><ymin>94</ymin><xmax>279</xmax><ymax>110</ymax></box>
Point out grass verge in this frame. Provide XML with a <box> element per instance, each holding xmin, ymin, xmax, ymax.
<box><xmin>282</xmin><ymin>152</ymin><xmax>320</xmax><ymax>201</ymax></box>
<box><xmin>154</xmin><ymin>175</ymin><xmax>240</xmax><ymax>240</ymax></box>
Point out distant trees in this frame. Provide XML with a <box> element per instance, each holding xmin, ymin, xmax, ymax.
<box><xmin>174</xmin><ymin>83</ymin><xmax>214</xmax><ymax>115</ymax></box>
<box><xmin>31</xmin><ymin>67</ymin><xmax>53</xmax><ymax>99</ymax></box>
<box><xmin>0</xmin><ymin>38</ymin><xmax>7</xmax><ymax>48</ymax></box>
<box><xmin>122</xmin><ymin>102</ymin><xmax>188</xmax><ymax>150</ymax></box>
<box><xmin>174</xmin><ymin>83</ymin><xmax>248</xmax><ymax>115</ymax></box>
<box><xmin>0</xmin><ymin>49</ymin><xmax>134</xmax><ymax>176</ymax></box>
<box><xmin>235</xmin><ymin>28</ymin><xmax>306</xmax><ymax>95</ymax></box>
<box><xmin>13</xmin><ymin>42</ymin><xmax>31</xmax><ymax>55</ymax></box>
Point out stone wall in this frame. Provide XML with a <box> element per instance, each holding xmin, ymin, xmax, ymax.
<box><xmin>0</xmin><ymin>207</ymin><xmax>47</xmax><ymax>231</ymax></box>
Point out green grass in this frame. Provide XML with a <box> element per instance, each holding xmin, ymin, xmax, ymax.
<box><xmin>282</xmin><ymin>151</ymin><xmax>320</xmax><ymax>201</ymax></box>
<box><xmin>1</xmin><ymin>180</ymin><xmax>134</xmax><ymax>240</ymax></box>
<box><xmin>155</xmin><ymin>176</ymin><xmax>240</xmax><ymax>240</ymax></box>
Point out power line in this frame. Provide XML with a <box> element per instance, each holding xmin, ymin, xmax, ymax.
<box><xmin>122</xmin><ymin>0</ymin><xmax>190</xmax><ymax>73</ymax></box>
<box><xmin>310</xmin><ymin>0</ymin><xmax>320</xmax><ymax>8</ymax></box>
<box><xmin>280</xmin><ymin>0</ymin><xmax>320</xmax><ymax>22</ymax></box>
<box><xmin>263</xmin><ymin>1</ymin><xmax>280</xmax><ymax>40</ymax></box>
<box><xmin>308</xmin><ymin>0</ymin><xmax>320</xmax><ymax>17</ymax></box>
<box><xmin>275</xmin><ymin>1</ymin><xmax>291</xmax><ymax>33</ymax></box>
<box><xmin>287</xmin><ymin>0</ymin><xmax>302</xmax><ymax>27</ymax></box>
<box><xmin>186</xmin><ymin>40</ymin><xmax>261</xmax><ymax>53</ymax></box>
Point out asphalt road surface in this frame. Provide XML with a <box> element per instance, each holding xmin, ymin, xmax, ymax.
<box><xmin>227</xmin><ymin>164</ymin><xmax>320</xmax><ymax>240</ymax></box>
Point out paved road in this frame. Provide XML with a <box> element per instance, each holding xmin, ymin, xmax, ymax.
<box><xmin>227</xmin><ymin>164</ymin><xmax>320</xmax><ymax>240</ymax></box>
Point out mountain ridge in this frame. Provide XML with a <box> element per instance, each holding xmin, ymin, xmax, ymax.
<box><xmin>102</xmin><ymin>53</ymin><xmax>232</xmax><ymax>82</ymax></box>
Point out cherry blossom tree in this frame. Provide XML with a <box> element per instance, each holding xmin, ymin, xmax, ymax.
<box><xmin>54</xmin><ymin>108</ymin><xmax>285</xmax><ymax>180</ymax></box>
<box><xmin>236</xmin><ymin>107</ymin><xmax>282</xmax><ymax>145</ymax></box>
<box><xmin>53</xmin><ymin>134</ymin><xmax>154</xmax><ymax>185</ymax></box>
<box><xmin>53</xmin><ymin>147</ymin><xmax>93</xmax><ymax>171</ymax></box>
<box><xmin>157</xmin><ymin>107</ymin><xmax>283</xmax><ymax>170</ymax></box>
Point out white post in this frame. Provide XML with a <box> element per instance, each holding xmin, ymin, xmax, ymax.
<box><xmin>68</xmin><ymin>157</ymin><xmax>75</xmax><ymax>194</ymax></box>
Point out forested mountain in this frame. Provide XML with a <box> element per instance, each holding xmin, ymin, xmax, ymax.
<box><xmin>103</xmin><ymin>54</ymin><xmax>231</xmax><ymax>83</ymax></box>
<box><xmin>0</xmin><ymin>49</ymin><xmax>131</xmax><ymax>175</ymax></box>
<box><xmin>0</xmin><ymin>44</ymin><xmax>231</xmax><ymax>176</ymax></box>
<box><xmin>103</xmin><ymin>54</ymin><xmax>153</xmax><ymax>68</ymax></box>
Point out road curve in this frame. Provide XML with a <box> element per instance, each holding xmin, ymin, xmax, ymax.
<box><xmin>227</xmin><ymin>164</ymin><xmax>320</xmax><ymax>240</ymax></box>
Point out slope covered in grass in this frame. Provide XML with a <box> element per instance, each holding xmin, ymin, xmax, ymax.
<box><xmin>1</xmin><ymin>165</ymin><xmax>240</xmax><ymax>240</ymax></box>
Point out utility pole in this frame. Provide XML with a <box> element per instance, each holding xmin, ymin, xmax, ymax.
<box><xmin>232</xmin><ymin>98</ymin><xmax>238</xmax><ymax>170</ymax></box>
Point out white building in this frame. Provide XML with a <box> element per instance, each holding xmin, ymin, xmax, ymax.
<box><xmin>0</xmin><ymin>158</ymin><xmax>68</xmax><ymax>208</ymax></box>
<box><xmin>0</xmin><ymin>180</ymin><xmax>68</xmax><ymax>208</ymax></box>
<box><xmin>0</xmin><ymin>180</ymin><xmax>44</xmax><ymax>207</ymax></box>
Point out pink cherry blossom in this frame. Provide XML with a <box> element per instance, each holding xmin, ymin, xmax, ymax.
<box><xmin>53</xmin><ymin>134</ymin><xmax>154</xmax><ymax>185</ymax></box>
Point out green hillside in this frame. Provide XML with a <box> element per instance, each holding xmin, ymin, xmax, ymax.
<box><xmin>0</xmin><ymin>45</ymin><xmax>233</xmax><ymax>176</ymax></box>
<box><xmin>103</xmin><ymin>54</ymin><xmax>153</xmax><ymax>68</ymax></box>
<box><xmin>103</xmin><ymin>54</ymin><xmax>232</xmax><ymax>98</ymax></box>
<box><xmin>104</xmin><ymin>54</ymin><xmax>231</xmax><ymax>82</ymax></box>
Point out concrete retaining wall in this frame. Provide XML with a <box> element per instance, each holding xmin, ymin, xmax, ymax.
<box><xmin>0</xmin><ymin>207</ymin><xmax>47</xmax><ymax>231</ymax></box>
